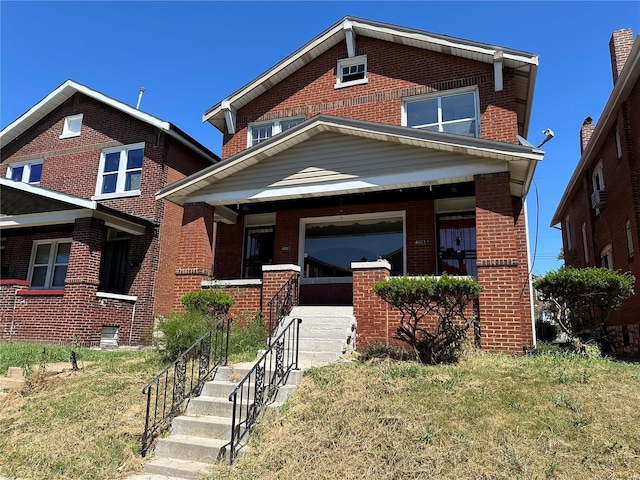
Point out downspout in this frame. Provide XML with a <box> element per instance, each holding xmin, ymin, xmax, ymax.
<box><xmin>524</xmin><ymin>198</ymin><xmax>537</xmax><ymax>347</ymax></box>
<box><xmin>129</xmin><ymin>301</ymin><xmax>137</xmax><ymax>345</ymax></box>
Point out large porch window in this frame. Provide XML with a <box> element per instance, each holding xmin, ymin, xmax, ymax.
<box><xmin>28</xmin><ymin>238</ymin><xmax>72</xmax><ymax>288</ymax></box>
<box><xmin>437</xmin><ymin>213</ymin><xmax>477</xmax><ymax>277</ymax></box>
<box><xmin>99</xmin><ymin>229</ymin><xmax>131</xmax><ymax>294</ymax></box>
<box><xmin>301</xmin><ymin>213</ymin><xmax>405</xmax><ymax>278</ymax></box>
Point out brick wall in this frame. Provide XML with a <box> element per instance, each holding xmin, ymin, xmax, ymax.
<box><xmin>221</xmin><ymin>37</ymin><xmax>518</xmax><ymax>159</ymax></box>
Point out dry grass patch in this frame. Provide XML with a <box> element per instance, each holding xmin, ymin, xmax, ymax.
<box><xmin>208</xmin><ymin>351</ymin><xmax>640</xmax><ymax>480</ymax></box>
<box><xmin>0</xmin><ymin>349</ymin><xmax>163</xmax><ymax>480</ymax></box>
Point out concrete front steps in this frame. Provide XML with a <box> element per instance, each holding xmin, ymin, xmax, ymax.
<box><xmin>138</xmin><ymin>306</ymin><xmax>355</xmax><ymax>479</ymax></box>
<box><xmin>284</xmin><ymin>306</ymin><xmax>356</xmax><ymax>368</ymax></box>
<box><xmin>141</xmin><ymin>364</ymin><xmax>304</xmax><ymax>479</ymax></box>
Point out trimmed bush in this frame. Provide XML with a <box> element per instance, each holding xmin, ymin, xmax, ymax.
<box><xmin>373</xmin><ymin>274</ymin><xmax>482</xmax><ymax>364</ymax></box>
<box><xmin>533</xmin><ymin>267</ymin><xmax>635</xmax><ymax>353</ymax></box>
<box><xmin>180</xmin><ymin>289</ymin><xmax>234</xmax><ymax>317</ymax></box>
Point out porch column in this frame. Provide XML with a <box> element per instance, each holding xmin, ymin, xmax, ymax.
<box><xmin>352</xmin><ymin>260</ymin><xmax>396</xmax><ymax>348</ymax></box>
<box><xmin>174</xmin><ymin>202</ymin><xmax>216</xmax><ymax>309</ymax></box>
<box><xmin>261</xmin><ymin>264</ymin><xmax>301</xmax><ymax>313</ymax></box>
<box><xmin>64</xmin><ymin>217</ymin><xmax>106</xmax><ymax>343</ymax></box>
<box><xmin>474</xmin><ymin>172</ymin><xmax>533</xmax><ymax>353</ymax></box>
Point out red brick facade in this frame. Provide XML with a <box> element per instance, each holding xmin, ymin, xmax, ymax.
<box><xmin>1</xmin><ymin>85</ymin><xmax>215</xmax><ymax>346</ymax></box>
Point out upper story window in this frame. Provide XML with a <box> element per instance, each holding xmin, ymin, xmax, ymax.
<box><xmin>247</xmin><ymin>117</ymin><xmax>304</xmax><ymax>147</ymax></box>
<box><xmin>6</xmin><ymin>159</ymin><xmax>43</xmax><ymax>184</ymax></box>
<box><xmin>591</xmin><ymin>161</ymin><xmax>606</xmax><ymax>213</ymax></box>
<box><xmin>60</xmin><ymin>114</ymin><xmax>83</xmax><ymax>139</ymax></box>
<box><xmin>28</xmin><ymin>238</ymin><xmax>72</xmax><ymax>289</ymax></box>
<box><xmin>581</xmin><ymin>223</ymin><xmax>589</xmax><ymax>265</ymax></box>
<box><xmin>626</xmin><ymin>220</ymin><xmax>634</xmax><ymax>259</ymax></box>
<box><xmin>93</xmin><ymin>143</ymin><xmax>144</xmax><ymax>200</ymax></box>
<box><xmin>335</xmin><ymin>55</ymin><xmax>368</xmax><ymax>89</ymax></box>
<box><xmin>565</xmin><ymin>216</ymin><xmax>572</xmax><ymax>251</ymax></box>
<box><xmin>615</xmin><ymin>127</ymin><xmax>622</xmax><ymax>159</ymax></box>
<box><xmin>403</xmin><ymin>88</ymin><xmax>479</xmax><ymax>138</ymax></box>
<box><xmin>600</xmin><ymin>244</ymin><xmax>614</xmax><ymax>270</ymax></box>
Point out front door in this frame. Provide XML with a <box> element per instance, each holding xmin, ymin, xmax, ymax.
<box><xmin>243</xmin><ymin>226</ymin><xmax>275</xmax><ymax>278</ymax></box>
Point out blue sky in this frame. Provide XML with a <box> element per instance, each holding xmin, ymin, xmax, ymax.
<box><xmin>2</xmin><ymin>1</ymin><xmax>639</xmax><ymax>275</ymax></box>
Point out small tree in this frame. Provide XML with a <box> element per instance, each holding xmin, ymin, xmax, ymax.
<box><xmin>533</xmin><ymin>267</ymin><xmax>635</xmax><ymax>353</ymax></box>
<box><xmin>373</xmin><ymin>274</ymin><xmax>482</xmax><ymax>365</ymax></box>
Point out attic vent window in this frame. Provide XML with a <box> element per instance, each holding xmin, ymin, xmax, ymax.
<box><xmin>335</xmin><ymin>55</ymin><xmax>368</xmax><ymax>89</ymax></box>
<box><xmin>60</xmin><ymin>113</ymin><xmax>83</xmax><ymax>139</ymax></box>
<box><xmin>247</xmin><ymin>117</ymin><xmax>304</xmax><ymax>147</ymax></box>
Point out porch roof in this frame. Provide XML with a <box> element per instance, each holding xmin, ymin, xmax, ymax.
<box><xmin>158</xmin><ymin>115</ymin><xmax>544</xmax><ymax>207</ymax></box>
<box><xmin>203</xmin><ymin>16</ymin><xmax>539</xmax><ymax>138</ymax></box>
<box><xmin>0</xmin><ymin>178</ymin><xmax>149</xmax><ymax>235</ymax></box>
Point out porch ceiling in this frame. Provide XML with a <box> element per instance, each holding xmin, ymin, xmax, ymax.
<box><xmin>0</xmin><ymin>179</ymin><xmax>148</xmax><ymax>235</ymax></box>
<box><xmin>158</xmin><ymin>116</ymin><xmax>544</xmax><ymax>208</ymax></box>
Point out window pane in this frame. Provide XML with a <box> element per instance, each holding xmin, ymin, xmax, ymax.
<box><xmin>281</xmin><ymin>118</ymin><xmax>303</xmax><ymax>131</ymax></box>
<box><xmin>104</xmin><ymin>152</ymin><xmax>120</xmax><ymax>172</ymax></box>
<box><xmin>406</xmin><ymin>99</ymin><xmax>438</xmax><ymax>127</ymax></box>
<box><xmin>52</xmin><ymin>265</ymin><xmax>67</xmax><ymax>287</ymax></box>
<box><xmin>252</xmin><ymin>124</ymin><xmax>272</xmax><ymax>144</ymax></box>
<box><xmin>127</xmin><ymin>148</ymin><xmax>144</xmax><ymax>169</ymax></box>
<box><xmin>442</xmin><ymin>120</ymin><xmax>476</xmax><ymax>137</ymax></box>
<box><xmin>55</xmin><ymin>242</ymin><xmax>71</xmax><ymax>264</ymax></box>
<box><xmin>441</xmin><ymin>93</ymin><xmax>475</xmax><ymax>121</ymax></box>
<box><xmin>10</xmin><ymin>166</ymin><xmax>24</xmax><ymax>181</ymax></box>
<box><xmin>102</xmin><ymin>173</ymin><xmax>118</xmax><ymax>194</ymax></box>
<box><xmin>125</xmin><ymin>171</ymin><xmax>141</xmax><ymax>191</ymax></box>
<box><xmin>29</xmin><ymin>163</ymin><xmax>43</xmax><ymax>183</ymax></box>
<box><xmin>31</xmin><ymin>266</ymin><xmax>48</xmax><ymax>287</ymax></box>
<box><xmin>35</xmin><ymin>244</ymin><xmax>51</xmax><ymax>264</ymax></box>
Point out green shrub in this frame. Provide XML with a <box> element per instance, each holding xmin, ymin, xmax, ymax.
<box><xmin>227</xmin><ymin>312</ymin><xmax>268</xmax><ymax>363</ymax></box>
<box><xmin>373</xmin><ymin>274</ymin><xmax>481</xmax><ymax>365</ymax></box>
<box><xmin>180</xmin><ymin>289</ymin><xmax>234</xmax><ymax>317</ymax></box>
<box><xmin>534</xmin><ymin>267</ymin><xmax>634</xmax><ymax>353</ymax></box>
<box><xmin>156</xmin><ymin>310</ymin><xmax>213</xmax><ymax>360</ymax></box>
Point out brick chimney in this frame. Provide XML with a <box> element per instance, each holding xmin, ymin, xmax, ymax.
<box><xmin>580</xmin><ymin>117</ymin><xmax>595</xmax><ymax>154</ymax></box>
<box><xmin>609</xmin><ymin>29</ymin><xmax>634</xmax><ymax>85</ymax></box>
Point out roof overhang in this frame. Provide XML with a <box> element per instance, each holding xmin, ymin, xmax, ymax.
<box><xmin>0</xmin><ymin>178</ymin><xmax>149</xmax><ymax>235</ymax></box>
<box><xmin>203</xmin><ymin>16</ymin><xmax>539</xmax><ymax>137</ymax></box>
<box><xmin>0</xmin><ymin>80</ymin><xmax>220</xmax><ymax>164</ymax></box>
<box><xmin>158</xmin><ymin>115</ymin><xmax>544</xmax><ymax>207</ymax></box>
<box><xmin>551</xmin><ymin>36</ymin><xmax>640</xmax><ymax>226</ymax></box>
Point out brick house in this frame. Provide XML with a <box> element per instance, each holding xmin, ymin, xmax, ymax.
<box><xmin>551</xmin><ymin>30</ymin><xmax>640</xmax><ymax>353</ymax></box>
<box><xmin>159</xmin><ymin>17</ymin><xmax>546</xmax><ymax>353</ymax></box>
<box><xmin>0</xmin><ymin>80</ymin><xmax>219</xmax><ymax>346</ymax></box>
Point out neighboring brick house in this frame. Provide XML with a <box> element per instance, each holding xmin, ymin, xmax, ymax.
<box><xmin>0</xmin><ymin>80</ymin><xmax>219</xmax><ymax>346</ymax></box>
<box><xmin>552</xmin><ymin>30</ymin><xmax>640</xmax><ymax>353</ymax></box>
<box><xmin>159</xmin><ymin>17</ymin><xmax>546</xmax><ymax>353</ymax></box>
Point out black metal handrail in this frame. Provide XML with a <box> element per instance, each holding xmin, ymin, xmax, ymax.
<box><xmin>266</xmin><ymin>272</ymin><xmax>299</xmax><ymax>344</ymax></box>
<box><xmin>141</xmin><ymin>317</ymin><xmax>231</xmax><ymax>456</ymax></box>
<box><xmin>220</xmin><ymin>317</ymin><xmax>302</xmax><ymax>463</ymax></box>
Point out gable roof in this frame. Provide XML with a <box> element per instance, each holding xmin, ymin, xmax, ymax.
<box><xmin>551</xmin><ymin>35</ymin><xmax>640</xmax><ymax>226</ymax></box>
<box><xmin>0</xmin><ymin>79</ymin><xmax>220</xmax><ymax>164</ymax></box>
<box><xmin>203</xmin><ymin>16</ymin><xmax>539</xmax><ymax>137</ymax></box>
<box><xmin>0</xmin><ymin>178</ymin><xmax>150</xmax><ymax>235</ymax></box>
<box><xmin>158</xmin><ymin>114</ymin><xmax>544</xmax><ymax>207</ymax></box>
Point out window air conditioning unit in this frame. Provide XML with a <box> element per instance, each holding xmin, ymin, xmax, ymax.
<box><xmin>591</xmin><ymin>189</ymin><xmax>607</xmax><ymax>209</ymax></box>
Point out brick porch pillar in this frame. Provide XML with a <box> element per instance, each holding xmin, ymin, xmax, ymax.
<box><xmin>352</xmin><ymin>260</ymin><xmax>394</xmax><ymax>348</ymax></box>
<box><xmin>475</xmin><ymin>172</ymin><xmax>533</xmax><ymax>353</ymax></box>
<box><xmin>174</xmin><ymin>202</ymin><xmax>216</xmax><ymax>309</ymax></box>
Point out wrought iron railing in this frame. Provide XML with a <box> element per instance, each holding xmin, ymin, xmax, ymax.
<box><xmin>220</xmin><ymin>317</ymin><xmax>302</xmax><ymax>463</ymax></box>
<box><xmin>141</xmin><ymin>317</ymin><xmax>231</xmax><ymax>456</ymax></box>
<box><xmin>266</xmin><ymin>272</ymin><xmax>299</xmax><ymax>344</ymax></box>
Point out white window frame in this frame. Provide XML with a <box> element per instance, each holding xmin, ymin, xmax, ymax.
<box><xmin>247</xmin><ymin>117</ymin><xmax>304</xmax><ymax>147</ymax></box>
<box><xmin>402</xmin><ymin>86</ymin><xmax>480</xmax><ymax>138</ymax></box>
<box><xmin>93</xmin><ymin>142</ymin><xmax>144</xmax><ymax>200</ymax></box>
<box><xmin>27</xmin><ymin>238</ymin><xmax>72</xmax><ymax>289</ymax></box>
<box><xmin>592</xmin><ymin>161</ymin><xmax>605</xmax><ymax>193</ymax></box>
<box><xmin>6</xmin><ymin>159</ymin><xmax>44</xmax><ymax>184</ymax></box>
<box><xmin>600</xmin><ymin>244</ymin><xmax>614</xmax><ymax>270</ymax></box>
<box><xmin>581</xmin><ymin>223</ymin><xmax>589</xmax><ymax>265</ymax></box>
<box><xmin>615</xmin><ymin>127</ymin><xmax>622</xmax><ymax>159</ymax></box>
<box><xmin>626</xmin><ymin>220</ymin><xmax>634</xmax><ymax>258</ymax></box>
<box><xmin>565</xmin><ymin>216</ymin><xmax>572</xmax><ymax>251</ymax></box>
<box><xmin>335</xmin><ymin>54</ymin><xmax>368</xmax><ymax>89</ymax></box>
<box><xmin>60</xmin><ymin>113</ymin><xmax>83</xmax><ymax>139</ymax></box>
